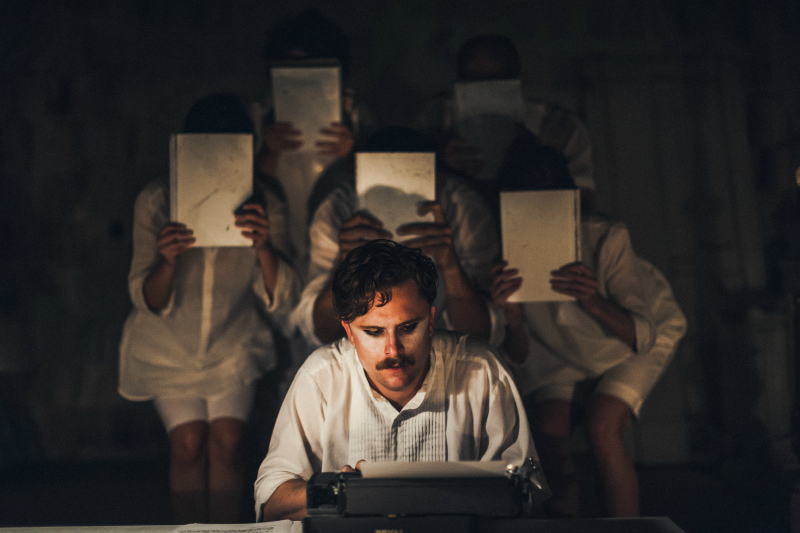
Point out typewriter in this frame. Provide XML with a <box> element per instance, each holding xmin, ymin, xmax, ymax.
<box><xmin>302</xmin><ymin>458</ymin><xmax>549</xmax><ymax>533</ymax></box>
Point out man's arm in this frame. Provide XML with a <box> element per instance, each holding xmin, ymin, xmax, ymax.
<box><xmin>550</xmin><ymin>261</ymin><xmax>636</xmax><ymax>350</ymax></box>
<box><xmin>261</xmin><ymin>479</ymin><xmax>308</xmax><ymax>522</ymax></box>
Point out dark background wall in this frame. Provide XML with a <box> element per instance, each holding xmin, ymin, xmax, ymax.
<box><xmin>2</xmin><ymin>0</ymin><xmax>800</xmax><ymax>511</ymax></box>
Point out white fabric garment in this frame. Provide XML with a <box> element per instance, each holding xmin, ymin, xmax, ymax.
<box><xmin>118</xmin><ymin>181</ymin><xmax>301</xmax><ymax>400</ymax></box>
<box><xmin>290</xmin><ymin>174</ymin><xmax>504</xmax><ymax>353</ymax></box>
<box><xmin>508</xmin><ymin>216</ymin><xmax>686</xmax><ymax>413</ymax></box>
<box><xmin>419</xmin><ymin>95</ymin><xmax>594</xmax><ymax>191</ymax></box>
<box><xmin>253</xmin><ymin>330</ymin><xmax>537</xmax><ymax>520</ymax></box>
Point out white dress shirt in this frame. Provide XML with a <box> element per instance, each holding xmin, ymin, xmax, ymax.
<box><xmin>253</xmin><ymin>330</ymin><xmax>537</xmax><ymax>520</ymax></box>
<box><xmin>509</xmin><ymin>216</ymin><xmax>686</xmax><ymax>414</ymax></box>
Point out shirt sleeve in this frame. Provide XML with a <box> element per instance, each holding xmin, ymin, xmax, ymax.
<box><xmin>254</xmin><ymin>367</ymin><xmax>327</xmax><ymax>521</ymax></box>
<box><xmin>607</xmin><ymin>259</ymin><xmax>687</xmax><ymax>415</ymax></box>
<box><xmin>598</xmin><ymin>222</ymin><xmax>656</xmax><ymax>355</ymax></box>
<box><xmin>128</xmin><ymin>182</ymin><xmax>173</xmax><ymax>315</ymax></box>
<box><xmin>480</xmin><ymin>358</ymin><xmax>538</xmax><ymax>465</ymax></box>
<box><xmin>290</xmin><ymin>187</ymin><xmax>355</xmax><ymax>348</ymax></box>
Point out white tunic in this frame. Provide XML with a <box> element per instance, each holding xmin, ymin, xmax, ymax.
<box><xmin>253</xmin><ymin>330</ymin><xmax>537</xmax><ymax>520</ymax></box>
<box><xmin>509</xmin><ymin>216</ymin><xmax>686</xmax><ymax>413</ymax></box>
<box><xmin>290</xmin><ymin>174</ymin><xmax>504</xmax><ymax>352</ymax></box>
<box><xmin>118</xmin><ymin>181</ymin><xmax>301</xmax><ymax>400</ymax></box>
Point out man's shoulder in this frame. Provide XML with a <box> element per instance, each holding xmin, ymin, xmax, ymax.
<box><xmin>297</xmin><ymin>337</ymin><xmax>354</xmax><ymax>379</ymax></box>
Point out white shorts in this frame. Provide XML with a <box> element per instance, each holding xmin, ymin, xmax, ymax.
<box><xmin>528</xmin><ymin>355</ymin><xmax>660</xmax><ymax>418</ymax></box>
<box><xmin>153</xmin><ymin>382</ymin><xmax>257</xmax><ymax>432</ymax></box>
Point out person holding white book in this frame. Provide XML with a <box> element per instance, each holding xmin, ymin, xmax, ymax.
<box><xmin>490</xmin><ymin>154</ymin><xmax>686</xmax><ymax>519</ymax></box>
<box><xmin>290</xmin><ymin>127</ymin><xmax>503</xmax><ymax>356</ymax></box>
<box><xmin>255</xmin><ymin>240</ymin><xmax>540</xmax><ymax>521</ymax></box>
<box><xmin>253</xmin><ymin>9</ymin><xmax>373</xmax><ymax>278</ymax></box>
<box><xmin>418</xmin><ymin>34</ymin><xmax>594</xmax><ymax>206</ymax></box>
<box><xmin>118</xmin><ymin>94</ymin><xmax>301</xmax><ymax>524</ymax></box>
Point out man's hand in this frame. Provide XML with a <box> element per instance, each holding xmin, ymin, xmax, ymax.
<box><xmin>156</xmin><ymin>223</ymin><xmax>195</xmax><ymax>263</ymax></box>
<box><xmin>396</xmin><ymin>202</ymin><xmax>457</xmax><ymax>271</ymax></box>
<box><xmin>316</xmin><ymin>122</ymin><xmax>354</xmax><ymax>158</ymax></box>
<box><xmin>338</xmin><ymin>211</ymin><xmax>392</xmax><ymax>261</ymax></box>
<box><xmin>264</xmin><ymin>121</ymin><xmax>303</xmax><ymax>153</ymax></box>
<box><xmin>444</xmin><ymin>136</ymin><xmax>484</xmax><ymax>177</ymax></box>
<box><xmin>551</xmin><ymin>262</ymin><xmax>637</xmax><ymax>350</ymax></box>
<box><xmin>550</xmin><ymin>262</ymin><xmax>601</xmax><ymax>311</ymax></box>
<box><xmin>235</xmin><ymin>203</ymin><xmax>270</xmax><ymax>250</ymax></box>
<box><xmin>340</xmin><ymin>460</ymin><xmax>365</xmax><ymax>473</ymax></box>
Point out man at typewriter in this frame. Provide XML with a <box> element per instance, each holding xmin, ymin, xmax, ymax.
<box><xmin>255</xmin><ymin>239</ymin><xmax>538</xmax><ymax>521</ymax></box>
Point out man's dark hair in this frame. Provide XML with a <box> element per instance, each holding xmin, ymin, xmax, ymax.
<box><xmin>456</xmin><ymin>35</ymin><xmax>521</xmax><ymax>81</ymax></box>
<box><xmin>332</xmin><ymin>240</ymin><xmax>438</xmax><ymax>323</ymax></box>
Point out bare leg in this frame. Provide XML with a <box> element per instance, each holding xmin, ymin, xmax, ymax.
<box><xmin>586</xmin><ymin>393</ymin><xmax>638</xmax><ymax>517</ymax></box>
<box><xmin>208</xmin><ymin>417</ymin><xmax>247</xmax><ymax>523</ymax></box>
<box><xmin>168</xmin><ymin>420</ymin><xmax>209</xmax><ymax>524</ymax></box>
<box><xmin>530</xmin><ymin>399</ymin><xmax>580</xmax><ymax>518</ymax></box>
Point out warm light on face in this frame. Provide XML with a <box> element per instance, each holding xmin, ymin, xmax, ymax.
<box><xmin>343</xmin><ymin>279</ymin><xmax>434</xmax><ymax>410</ymax></box>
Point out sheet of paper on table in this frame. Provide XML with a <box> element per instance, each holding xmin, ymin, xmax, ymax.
<box><xmin>359</xmin><ymin>460</ymin><xmax>508</xmax><ymax>479</ymax></box>
<box><xmin>500</xmin><ymin>189</ymin><xmax>581</xmax><ymax>302</ymax></box>
<box><xmin>271</xmin><ymin>61</ymin><xmax>341</xmax><ymax>153</ymax></box>
<box><xmin>453</xmin><ymin>79</ymin><xmax>524</xmax><ymax>182</ymax></box>
<box><xmin>172</xmin><ymin>520</ymin><xmax>301</xmax><ymax>533</ymax></box>
<box><xmin>356</xmin><ymin>152</ymin><xmax>436</xmax><ymax>240</ymax></box>
<box><xmin>169</xmin><ymin>133</ymin><xmax>253</xmax><ymax>247</ymax></box>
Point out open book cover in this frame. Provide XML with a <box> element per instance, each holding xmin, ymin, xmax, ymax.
<box><xmin>169</xmin><ymin>133</ymin><xmax>253</xmax><ymax>247</ymax></box>
<box><xmin>453</xmin><ymin>79</ymin><xmax>525</xmax><ymax>183</ymax></box>
<box><xmin>271</xmin><ymin>60</ymin><xmax>341</xmax><ymax>153</ymax></box>
<box><xmin>500</xmin><ymin>189</ymin><xmax>581</xmax><ymax>302</ymax></box>
<box><xmin>355</xmin><ymin>152</ymin><xmax>436</xmax><ymax>240</ymax></box>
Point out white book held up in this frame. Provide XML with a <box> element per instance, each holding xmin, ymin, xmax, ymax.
<box><xmin>271</xmin><ymin>61</ymin><xmax>341</xmax><ymax>153</ymax></box>
<box><xmin>500</xmin><ymin>190</ymin><xmax>581</xmax><ymax>302</ymax></box>
<box><xmin>169</xmin><ymin>133</ymin><xmax>253</xmax><ymax>247</ymax></box>
<box><xmin>454</xmin><ymin>79</ymin><xmax>524</xmax><ymax>182</ymax></box>
<box><xmin>356</xmin><ymin>152</ymin><xmax>436</xmax><ymax>240</ymax></box>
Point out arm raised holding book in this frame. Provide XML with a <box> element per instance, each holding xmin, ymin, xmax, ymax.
<box><xmin>235</xmin><ymin>202</ymin><xmax>281</xmax><ymax>299</ymax></box>
<box><xmin>549</xmin><ymin>261</ymin><xmax>636</xmax><ymax>351</ymax></box>
<box><xmin>312</xmin><ymin>210</ymin><xmax>392</xmax><ymax>344</ymax></box>
<box><xmin>397</xmin><ymin>201</ymin><xmax>491</xmax><ymax>340</ymax></box>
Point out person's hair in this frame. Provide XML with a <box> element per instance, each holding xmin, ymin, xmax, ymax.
<box><xmin>496</xmin><ymin>130</ymin><xmax>575</xmax><ymax>192</ymax></box>
<box><xmin>456</xmin><ymin>35</ymin><xmax>521</xmax><ymax>81</ymax></box>
<box><xmin>263</xmin><ymin>8</ymin><xmax>351</xmax><ymax>79</ymax></box>
<box><xmin>182</xmin><ymin>93</ymin><xmax>254</xmax><ymax>134</ymax></box>
<box><xmin>332</xmin><ymin>240</ymin><xmax>438</xmax><ymax>323</ymax></box>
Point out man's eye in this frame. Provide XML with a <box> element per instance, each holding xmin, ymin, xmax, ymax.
<box><xmin>363</xmin><ymin>329</ymin><xmax>382</xmax><ymax>337</ymax></box>
<box><xmin>400</xmin><ymin>323</ymin><xmax>418</xmax><ymax>333</ymax></box>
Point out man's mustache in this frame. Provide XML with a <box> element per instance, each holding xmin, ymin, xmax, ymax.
<box><xmin>376</xmin><ymin>355</ymin><xmax>415</xmax><ymax>371</ymax></box>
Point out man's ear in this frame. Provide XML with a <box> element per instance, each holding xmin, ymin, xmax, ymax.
<box><xmin>429</xmin><ymin>306</ymin><xmax>435</xmax><ymax>337</ymax></box>
<box><xmin>342</xmin><ymin>321</ymin><xmax>354</xmax><ymax>343</ymax></box>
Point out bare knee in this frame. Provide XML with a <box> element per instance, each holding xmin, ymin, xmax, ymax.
<box><xmin>170</xmin><ymin>421</ymin><xmax>209</xmax><ymax>466</ymax></box>
<box><xmin>209</xmin><ymin>418</ymin><xmax>245</xmax><ymax>465</ymax></box>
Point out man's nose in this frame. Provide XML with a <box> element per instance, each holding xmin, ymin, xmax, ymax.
<box><xmin>384</xmin><ymin>332</ymin><xmax>402</xmax><ymax>355</ymax></box>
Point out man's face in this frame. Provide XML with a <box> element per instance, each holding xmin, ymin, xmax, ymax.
<box><xmin>342</xmin><ymin>279</ymin><xmax>434</xmax><ymax>409</ymax></box>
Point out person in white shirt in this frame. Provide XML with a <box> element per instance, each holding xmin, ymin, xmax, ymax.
<box><xmin>418</xmin><ymin>35</ymin><xmax>594</xmax><ymax>203</ymax></box>
<box><xmin>255</xmin><ymin>239</ymin><xmax>538</xmax><ymax>521</ymax></box>
<box><xmin>118</xmin><ymin>94</ymin><xmax>301</xmax><ymax>524</ymax></box>
<box><xmin>490</xmin><ymin>146</ymin><xmax>686</xmax><ymax>518</ymax></box>
<box><xmin>290</xmin><ymin>127</ymin><xmax>504</xmax><ymax>362</ymax></box>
